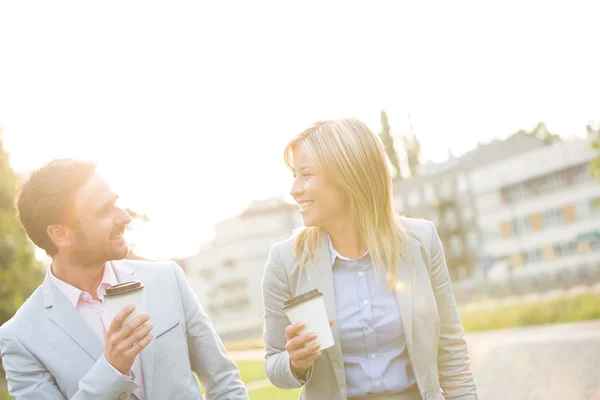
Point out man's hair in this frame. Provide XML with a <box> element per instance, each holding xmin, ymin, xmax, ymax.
<box><xmin>15</xmin><ymin>159</ymin><xmax>97</xmax><ymax>256</ymax></box>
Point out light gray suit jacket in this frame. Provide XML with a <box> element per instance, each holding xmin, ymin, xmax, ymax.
<box><xmin>262</xmin><ymin>217</ymin><xmax>477</xmax><ymax>400</ymax></box>
<box><xmin>0</xmin><ymin>260</ymin><xmax>248</xmax><ymax>400</ymax></box>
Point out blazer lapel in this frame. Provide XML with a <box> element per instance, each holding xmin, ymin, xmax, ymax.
<box><xmin>394</xmin><ymin>244</ymin><xmax>414</xmax><ymax>355</ymax></box>
<box><xmin>42</xmin><ymin>275</ymin><xmax>104</xmax><ymax>361</ymax></box>
<box><xmin>111</xmin><ymin>261</ymin><xmax>155</xmax><ymax>400</ymax></box>
<box><xmin>304</xmin><ymin>236</ymin><xmax>346</xmax><ymax>394</ymax></box>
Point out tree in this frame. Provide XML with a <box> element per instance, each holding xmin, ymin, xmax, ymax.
<box><xmin>379</xmin><ymin>110</ymin><xmax>402</xmax><ymax>179</ymax></box>
<box><xmin>402</xmin><ymin>111</ymin><xmax>421</xmax><ymax>176</ymax></box>
<box><xmin>0</xmin><ymin>129</ymin><xmax>43</xmax><ymax>326</ymax></box>
<box><xmin>587</xmin><ymin>121</ymin><xmax>600</xmax><ymax>181</ymax></box>
<box><xmin>519</xmin><ymin>122</ymin><xmax>561</xmax><ymax>145</ymax></box>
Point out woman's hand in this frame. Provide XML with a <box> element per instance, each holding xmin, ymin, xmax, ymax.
<box><xmin>284</xmin><ymin>319</ymin><xmax>335</xmax><ymax>380</ymax></box>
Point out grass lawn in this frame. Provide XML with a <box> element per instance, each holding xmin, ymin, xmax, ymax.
<box><xmin>460</xmin><ymin>293</ymin><xmax>600</xmax><ymax>332</ymax></box>
<box><xmin>225</xmin><ymin>293</ymin><xmax>600</xmax><ymax>352</ymax></box>
<box><xmin>235</xmin><ymin>360</ymin><xmax>267</xmax><ymax>384</ymax></box>
<box><xmin>248</xmin><ymin>385</ymin><xmax>301</xmax><ymax>399</ymax></box>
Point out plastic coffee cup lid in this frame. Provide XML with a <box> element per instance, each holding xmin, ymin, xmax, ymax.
<box><xmin>105</xmin><ymin>281</ymin><xmax>145</xmax><ymax>298</ymax></box>
<box><xmin>283</xmin><ymin>289</ymin><xmax>323</xmax><ymax>311</ymax></box>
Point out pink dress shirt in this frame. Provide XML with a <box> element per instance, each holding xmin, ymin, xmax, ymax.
<box><xmin>49</xmin><ymin>264</ymin><xmax>146</xmax><ymax>399</ymax></box>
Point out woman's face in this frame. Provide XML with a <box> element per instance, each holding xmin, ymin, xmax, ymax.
<box><xmin>289</xmin><ymin>146</ymin><xmax>350</xmax><ymax>228</ymax></box>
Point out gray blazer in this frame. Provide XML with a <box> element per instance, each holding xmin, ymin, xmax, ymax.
<box><xmin>0</xmin><ymin>260</ymin><xmax>248</xmax><ymax>400</ymax></box>
<box><xmin>262</xmin><ymin>217</ymin><xmax>477</xmax><ymax>400</ymax></box>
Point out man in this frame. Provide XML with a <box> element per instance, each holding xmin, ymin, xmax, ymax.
<box><xmin>0</xmin><ymin>159</ymin><xmax>248</xmax><ymax>399</ymax></box>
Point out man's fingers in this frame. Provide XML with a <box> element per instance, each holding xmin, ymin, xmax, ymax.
<box><xmin>121</xmin><ymin>322</ymin><xmax>153</xmax><ymax>350</ymax></box>
<box><xmin>123</xmin><ymin>332</ymin><xmax>153</xmax><ymax>358</ymax></box>
<box><xmin>106</xmin><ymin>304</ymin><xmax>136</xmax><ymax>336</ymax></box>
<box><xmin>112</xmin><ymin>313</ymin><xmax>150</xmax><ymax>343</ymax></box>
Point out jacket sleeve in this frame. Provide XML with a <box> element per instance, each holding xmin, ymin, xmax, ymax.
<box><xmin>170</xmin><ymin>262</ymin><xmax>249</xmax><ymax>400</ymax></box>
<box><xmin>428</xmin><ymin>221</ymin><xmax>478</xmax><ymax>399</ymax></box>
<box><xmin>262</xmin><ymin>244</ymin><xmax>312</xmax><ymax>389</ymax></box>
<box><xmin>0</xmin><ymin>331</ymin><xmax>137</xmax><ymax>400</ymax></box>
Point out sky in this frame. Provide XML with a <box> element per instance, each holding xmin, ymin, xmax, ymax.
<box><xmin>1</xmin><ymin>1</ymin><xmax>599</xmax><ymax>260</ymax></box>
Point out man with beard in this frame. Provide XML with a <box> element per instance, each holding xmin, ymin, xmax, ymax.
<box><xmin>0</xmin><ymin>159</ymin><xmax>248</xmax><ymax>400</ymax></box>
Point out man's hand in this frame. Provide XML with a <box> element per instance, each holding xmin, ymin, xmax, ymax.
<box><xmin>104</xmin><ymin>305</ymin><xmax>153</xmax><ymax>375</ymax></box>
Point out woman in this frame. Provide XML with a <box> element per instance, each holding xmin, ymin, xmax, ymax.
<box><xmin>261</xmin><ymin>118</ymin><xmax>477</xmax><ymax>400</ymax></box>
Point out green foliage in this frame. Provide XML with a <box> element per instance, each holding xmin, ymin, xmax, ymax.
<box><xmin>248</xmin><ymin>385</ymin><xmax>301</xmax><ymax>400</ymax></box>
<box><xmin>517</xmin><ymin>121</ymin><xmax>561</xmax><ymax>145</ymax></box>
<box><xmin>378</xmin><ymin>110</ymin><xmax>402</xmax><ymax>179</ymax></box>
<box><xmin>587</xmin><ymin>122</ymin><xmax>600</xmax><ymax>181</ymax></box>
<box><xmin>402</xmin><ymin>111</ymin><xmax>421</xmax><ymax>176</ymax></box>
<box><xmin>0</xmin><ymin>131</ymin><xmax>43</xmax><ymax>326</ymax></box>
<box><xmin>460</xmin><ymin>293</ymin><xmax>600</xmax><ymax>332</ymax></box>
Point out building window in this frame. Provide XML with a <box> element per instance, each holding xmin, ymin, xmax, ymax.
<box><xmin>462</xmin><ymin>206</ymin><xmax>473</xmax><ymax>222</ymax></box>
<box><xmin>574</xmin><ymin>199</ymin><xmax>594</xmax><ymax>219</ymax></box>
<box><xmin>407</xmin><ymin>190</ymin><xmax>420</xmax><ymax>208</ymax></box>
<box><xmin>457</xmin><ymin>174</ymin><xmax>468</xmax><ymax>193</ymax></box>
<box><xmin>591</xmin><ymin>237</ymin><xmax>600</xmax><ymax>251</ymax></box>
<box><xmin>543</xmin><ymin>208</ymin><xmax>565</xmax><ymax>228</ymax></box>
<box><xmin>466</xmin><ymin>231</ymin><xmax>479</xmax><ymax>251</ymax></box>
<box><xmin>522</xmin><ymin>248</ymin><xmax>543</xmax><ymax>265</ymax></box>
<box><xmin>554</xmin><ymin>241</ymin><xmax>577</xmax><ymax>258</ymax></box>
<box><xmin>542</xmin><ymin>171</ymin><xmax>566</xmax><ymax>192</ymax></box>
<box><xmin>424</xmin><ymin>184</ymin><xmax>436</xmax><ymax>204</ymax></box>
<box><xmin>592</xmin><ymin>198</ymin><xmax>600</xmax><ymax>215</ymax></box>
<box><xmin>440</xmin><ymin>180</ymin><xmax>453</xmax><ymax>199</ymax></box>
<box><xmin>445</xmin><ymin>209</ymin><xmax>457</xmax><ymax>228</ymax></box>
<box><xmin>572</xmin><ymin>163</ymin><xmax>590</xmax><ymax>184</ymax></box>
<box><xmin>511</xmin><ymin>216</ymin><xmax>532</xmax><ymax>235</ymax></box>
<box><xmin>448</xmin><ymin>235</ymin><xmax>463</xmax><ymax>255</ymax></box>
<box><xmin>505</xmin><ymin>184</ymin><xmax>527</xmax><ymax>203</ymax></box>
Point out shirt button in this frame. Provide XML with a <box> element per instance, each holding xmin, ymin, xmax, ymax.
<box><xmin>118</xmin><ymin>393</ymin><xmax>128</xmax><ymax>400</ymax></box>
<box><xmin>358</xmin><ymin>271</ymin><xmax>364</xmax><ymax>277</ymax></box>
<box><xmin>375</xmin><ymin>380</ymin><xmax>381</xmax><ymax>386</ymax></box>
<box><xmin>363</xmin><ymin>300</ymin><xmax>369</xmax><ymax>305</ymax></box>
<box><xmin>370</xmin><ymin>353</ymin><xmax>378</xmax><ymax>359</ymax></box>
<box><xmin>366</xmin><ymin>327</ymin><xmax>372</xmax><ymax>333</ymax></box>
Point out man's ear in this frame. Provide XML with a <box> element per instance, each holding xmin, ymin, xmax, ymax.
<box><xmin>47</xmin><ymin>224</ymin><xmax>73</xmax><ymax>250</ymax></box>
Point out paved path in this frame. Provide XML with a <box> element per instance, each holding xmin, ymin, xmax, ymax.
<box><xmin>468</xmin><ymin>320</ymin><xmax>600</xmax><ymax>400</ymax></box>
<box><xmin>231</xmin><ymin>320</ymin><xmax>600</xmax><ymax>399</ymax></box>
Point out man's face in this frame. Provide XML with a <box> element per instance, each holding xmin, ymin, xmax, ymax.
<box><xmin>68</xmin><ymin>174</ymin><xmax>132</xmax><ymax>265</ymax></box>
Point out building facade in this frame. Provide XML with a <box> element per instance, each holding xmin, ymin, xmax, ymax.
<box><xmin>470</xmin><ymin>137</ymin><xmax>600</xmax><ymax>282</ymax></box>
<box><xmin>393</xmin><ymin>133</ymin><xmax>546</xmax><ymax>281</ymax></box>
<box><xmin>186</xmin><ymin>198</ymin><xmax>302</xmax><ymax>340</ymax></box>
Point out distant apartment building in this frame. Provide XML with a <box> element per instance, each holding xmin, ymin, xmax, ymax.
<box><xmin>470</xmin><ymin>138</ymin><xmax>600</xmax><ymax>281</ymax></box>
<box><xmin>393</xmin><ymin>133</ymin><xmax>546</xmax><ymax>281</ymax></box>
<box><xmin>186</xmin><ymin>198</ymin><xmax>302</xmax><ymax>340</ymax></box>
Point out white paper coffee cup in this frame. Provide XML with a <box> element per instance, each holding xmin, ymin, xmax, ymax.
<box><xmin>283</xmin><ymin>289</ymin><xmax>335</xmax><ymax>352</ymax></box>
<box><xmin>104</xmin><ymin>281</ymin><xmax>146</xmax><ymax>326</ymax></box>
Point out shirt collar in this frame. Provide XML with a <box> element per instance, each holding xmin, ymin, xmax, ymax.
<box><xmin>48</xmin><ymin>262</ymin><xmax>119</xmax><ymax>307</ymax></box>
<box><xmin>327</xmin><ymin>235</ymin><xmax>369</xmax><ymax>265</ymax></box>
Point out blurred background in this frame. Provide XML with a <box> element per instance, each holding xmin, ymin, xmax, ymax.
<box><xmin>1</xmin><ymin>1</ymin><xmax>599</xmax><ymax>399</ymax></box>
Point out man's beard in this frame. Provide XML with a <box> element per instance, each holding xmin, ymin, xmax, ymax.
<box><xmin>70</xmin><ymin>229</ymin><xmax>126</xmax><ymax>266</ymax></box>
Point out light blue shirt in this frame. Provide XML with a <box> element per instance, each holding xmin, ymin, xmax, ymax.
<box><xmin>329</xmin><ymin>237</ymin><xmax>417</xmax><ymax>398</ymax></box>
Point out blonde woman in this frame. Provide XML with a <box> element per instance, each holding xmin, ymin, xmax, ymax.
<box><xmin>261</xmin><ymin>118</ymin><xmax>477</xmax><ymax>400</ymax></box>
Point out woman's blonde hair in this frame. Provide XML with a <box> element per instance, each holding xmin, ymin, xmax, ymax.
<box><xmin>284</xmin><ymin>118</ymin><xmax>412</xmax><ymax>289</ymax></box>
